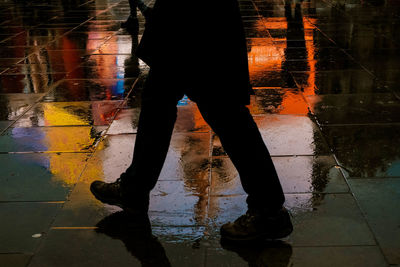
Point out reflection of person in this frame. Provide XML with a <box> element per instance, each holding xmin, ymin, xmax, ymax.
<box><xmin>221</xmin><ymin>239</ymin><xmax>293</xmax><ymax>266</ymax></box>
<box><xmin>96</xmin><ymin>212</ymin><xmax>171</xmax><ymax>267</ymax></box>
<box><xmin>91</xmin><ymin>0</ymin><xmax>293</xmax><ymax>242</ymax></box>
<box><xmin>121</xmin><ymin>0</ymin><xmax>151</xmax><ymax>32</ymax></box>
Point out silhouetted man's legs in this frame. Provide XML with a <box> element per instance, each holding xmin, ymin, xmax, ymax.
<box><xmin>122</xmin><ymin>0</ymin><xmax>151</xmax><ymax>31</ymax></box>
<box><xmin>91</xmin><ymin>69</ymin><xmax>292</xmax><ymax>241</ymax></box>
<box><xmin>196</xmin><ymin>101</ymin><xmax>285</xmax><ymax>212</ymax></box>
<box><xmin>120</xmin><ymin>71</ymin><xmax>184</xmax><ymax>195</ymax></box>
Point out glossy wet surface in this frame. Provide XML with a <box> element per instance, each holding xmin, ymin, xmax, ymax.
<box><xmin>0</xmin><ymin>0</ymin><xmax>399</xmax><ymax>266</ymax></box>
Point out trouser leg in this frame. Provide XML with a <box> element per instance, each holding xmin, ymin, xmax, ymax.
<box><xmin>136</xmin><ymin>0</ymin><xmax>148</xmax><ymax>13</ymax></box>
<box><xmin>196</xmin><ymin>102</ymin><xmax>285</xmax><ymax>212</ymax></box>
<box><xmin>128</xmin><ymin>0</ymin><xmax>138</xmax><ymax>17</ymax></box>
<box><xmin>121</xmin><ymin>71</ymin><xmax>184</xmax><ymax>194</ymax></box>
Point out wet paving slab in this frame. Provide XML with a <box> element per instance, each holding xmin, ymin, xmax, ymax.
<box><xmin>28</xmin><ymin>227</ymin><xmax>207</xmax><ymax>267</ymax></box>
<box><xmin>0</xmin><ymin>35</ymin><xmax>57</xmax><ymax>47</ymax></box>
<box><xmin>0</xmin><ymin>93</ymin><xmax>44</xmax><ymax>121</ymax></box>
<box><xmin>13</xmin><ymin>101</ymin><xmax>122</xmax><ymax>127</ymax></box>
<box><xmin>0</xmin><ymin>120</ymin><xmax>13</xmax><ymax>132</ymax></box>
<box><xmin>2</xmin><ymin>64</ymin><xmax>72</xmax><ymax>76</ymax></box>
<box><xmin>321</xmin><ymin>124</ymin><xmax>400</xmax><ymax>178</ymax></box>
<box><xmin>0</xmin><ymin>0</ymin><xmax>399</xmax><ymax>265</ymax></box>
<box><xmin>211</xmin><ymin>155</ymin><xmax>349</xmax><ymax>195</ymax></box>
<box><xmin>291</xmin><ymin>70</ymin><xmax>387</xmax><ymax>95</ymax></box>
<box><xmin>51</xmin><ymin>132</ymin><xmax>211</xmax><ymax>227</ymax></box>
<box><xmin>0</xmin><ymin>74</ymin><xmax>63</xmax><ymax>94</ymax></box>
<box><xmin>348</xmin><ymin>178</ymin><xmax>400</xmax><ymax>265</ymax></box>
<box><xmin>0</xmin><ymin>202</ymin><xmax>61</xmax><ymax>253</ymax></box>
<box><xmin>250</xmin><ymin>70</ymin><xmax>297</xmax><ymax>87</ymax></box>
<box><xmin>213</xmin><ymin>115</ymin><xmax>330</xmax><ymax>156</ymax></box>
<box><xmin>208</xmin><ymin>245</ymin><xmax>387</xmax><ymax>267</ymax></box>
<box><xmin>0</xmin><ymin>153</ymin><xmax>90</xmax><ymax>201</ymax></box>
<box><xmin>106</xmin><ymin>108</ymin><xmax>140</xmax><ymax>134</ymax></box>
<box><xmin>307</xmin><ymin>93</ymin><xmax>400</xmax><ymax>124</ymax></box>
<box><xmin>249</xmin><ymin>89</ymin><xmax>309</xmax><ymax>115</ymax></box>
<box><xmin>43</xmin><ymin>79</ymin><xmax>135</xmax><ymax>102</ymax></box>
<box><xmin>174</xmin><ymin>100</ymin><xmax>210</xmax><ymax>133</ymax></box>
<box><xmin>0</xmin><ymin>254</ymin><xmax>32</xmax><ymax>267</ymax></box>
<box><xmin>0</xmin><ymin>126</ymin><xmax>106</xmax><ymax>153</ymax></box>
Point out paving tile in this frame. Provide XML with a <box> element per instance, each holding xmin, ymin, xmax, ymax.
<box><xmin>0</xmin><ymin>93</ymin><xmax>43</xmax><ymax>120</ymax></box>
<box><xmin>1</xmin><ymin>35</ymin><xmax>55</xmax><ymax>47</ymax></box>
<box><xmin>3</xmin><ymin>64</ymin><xmax>71</xmax><ymax>75</ymax></box>
<box><xmin>307</xmin><ymin>93</ymin><xmax>400</xmax><ymax>124</ymax></box>
<box><xmin>174</xmin><ymin>100</ymin><xmax>210</xmax><ymax>133</ymax></box>
<box><xmin>0</xmin><ymin>58</ymin><xmax>23</xmax><ymax>67</ymax></box>
<box><xmin>0</xmin><ymin>153</ymin><xmax>90</xmax><ymax>201</ymax></box>
<box><xmin>250</xmin><ymin>70</ymin><xmax>297</xmax><ymax>87</ymax></box>
<box><xmin>208</xmin><ymin>245</ymin><xmax>386</xmax><ymax>267</ymax></box>
<box><xmin>207</xmin><ymin>195</ymin><xmax>248</xmax><ymax>227</ymax></box>
<box><xmin>289</xmin><ymin>246</ymin><xmax>387</xmax><ymax>267</ymax></box>
<box><xmin>14</xmin><ymin>101</ymin><xmax>122</xmax><ymax>127</ymax></box>
<box><xmin>207</xmin><ymin>192</ymin><xmax>376</xmax><ymax>247</ymax></box>
<box><xmin>83</xmin><ymin>54</ymin><xmax>136</xmax><ymax>68</ymax></box>
<box><xmin>210</xmin><ymin>155</ymin><xmax>348</xmax><ymax>196</ymax></box>
<box><xmin>349</xmin><ymin>178</ymin><xmax>400</xmax><ymax>264</ymax></box>
<box><xmin>26</xmin><ymin>29</ymin><xmax>70</xmax><ymax>37</ymax></box>
<box><xmin>0</xmin><ymin>120</ymin><xmax>13</xmax><ymax>132</ymax></box>
<box><xmin>0</xmin><ymin>126</ymin><xmax>106</xmax><ymax>152</ymax></box>
<box><xmin>0</xmin><ymin>254</ymin><xmax>32</xmax><ymax>267</ymax></box>
<box><xmin>249</xmin><ymin>89</ymin><xmax>309</xmax><ymax>115</ymax></box>
<box><xmin>78</xmin><ymin>134</ymin><xmax>137</xmax><ymax>185</ymax></box>
<box><xmin>51</xmin><ymin>182</ymin><xmax>121</xmax><ymax>228</ymax></box>
<box><xmin>161</xmin><ymin>242</ymin><xmax>206</xmax><ymax>267</ymax></box>
<box><xmin>291</xmin><ymin>70</ymin><xmax>386</xmax><ymax>95</ymax></box>
<box><xmin>53</xmin><ymin>133</ymin><xmax>210</xmax><ymax>227</ymax></box>
<box><xmin>107</xmin><ymin>108</ymin><xmax>140</xmax><ymax>135</ymax></box>
<box><xmin>284</xmin><ymin>47</ymin><xmax>349</xmax><ymax>61</ymax></box>
<box><xmin>206</xmin><ymin>241</ymin><xmax>293</xmax><ymax>267</ymax></box>
<box><xmin>153</xmin><ymin>227</ymin><xmax>208</xmax><ymax>245</ymax></box>
<box><xmin>29</xmin><ymin>226</ymin><xmax>206</xmax><ymax>267</ymax></box>
<box><xmin>212</xmin><ymin>115</ymin><xmax>330</xmax><ymax>156</ymax></box>
<box><xmin>150</xmin><ymin>180</ymin><xmax>206</xmax><ymax>225</ymax></box>
<box><xmin>28</xmin><ymin>229</ymin><xmax>142</xmax><ymax>267</ymax></box>
<box><xmin>0</xmin><ymin>74</ymin><xmax>60</xmax><ymax>94</ymax></box>
<box><xmin>66</xmin><ymin>64</ymin><xmax>141</xmax><ymax>79</ymax></box>
<box><xmin>46</xmin><ymin>37</ymin><xmax>105</xmax><ymax>51</ymax></box>
<box><xmin>285</xmin><ymin>193</ymin><xmax>376</xmax><ymax>246</ymax></box>
<box><xmin>352</xmin><ymin>49</ymin><xmax>400</xmax><ymax>74</ymax></box>
<box><xmin>321</xmin><ymin>125</ymin><xmax>400</xmax><ymax>178</ymax></box>
<box><xmin>0</xmin><ymin>46</ymin><xmax>35</xmax><ymax>58</ymax></box>
<box><xmin>93</xmin><ymin>36</ymin><xmax>135</xmax><ymax>55</ymax></box>
<box><xmin>0</xmin><ymin>202</ymin><xmax>61</xmax><ymax>253</ymax></box>
<box><xmin>42</xmin><ymin>79</ymin><xmax>135</xmax><ymax>102</ymax></box>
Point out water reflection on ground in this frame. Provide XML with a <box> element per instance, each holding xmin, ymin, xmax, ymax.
<box><xmin>0</xmin><ymin>0</ymin><xmax>399</xmax><ymax>266</ymax></box>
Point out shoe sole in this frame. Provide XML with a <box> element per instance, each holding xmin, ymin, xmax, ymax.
<box><xmin>90</xmin><ymin>185</ymin><xmax>125</xmax><ymax>209</ymax></box>
<box><xmin>90</xmin><ymin>185</ymin><xmax>142</xmax><ymax>215</ymax></box>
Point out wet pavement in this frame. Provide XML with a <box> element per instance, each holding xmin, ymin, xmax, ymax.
<box><xmin>0</xmin><ymin>0</ymin><xmax>399</xmax><ymax>266</ymax></box>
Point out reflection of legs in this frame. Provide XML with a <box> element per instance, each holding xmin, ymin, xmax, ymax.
<box><xmin>197</xmin><ymin>102</ymin><xmax>285</xmax><ymax>211</ymax></box>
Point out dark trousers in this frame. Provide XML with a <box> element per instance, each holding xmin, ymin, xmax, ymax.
<box><xmin>128</xmin><ymin>0</ymin><xmax>147</xmax><ymax>17</ymax></box>
<box><xmin>121</xmin><ymin>70</ymin><xmax>285</xmax><ymax>212</ymax></box>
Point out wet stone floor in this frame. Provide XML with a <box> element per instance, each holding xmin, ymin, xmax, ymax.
<box><xmin>0</xmin><ymin>0</ymin><xmax>400</xmax><ymax>266</ymax></box>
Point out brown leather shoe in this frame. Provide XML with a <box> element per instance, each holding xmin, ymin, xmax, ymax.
<box><xmin>220</xmin><ymin>207</ymin><xmax>293</xmax><ymax>242</ymax></box>
<box><xmin>90</xmin><ymin>179</ymin><xmax>148</xmax><ymax>214</ymax></box>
